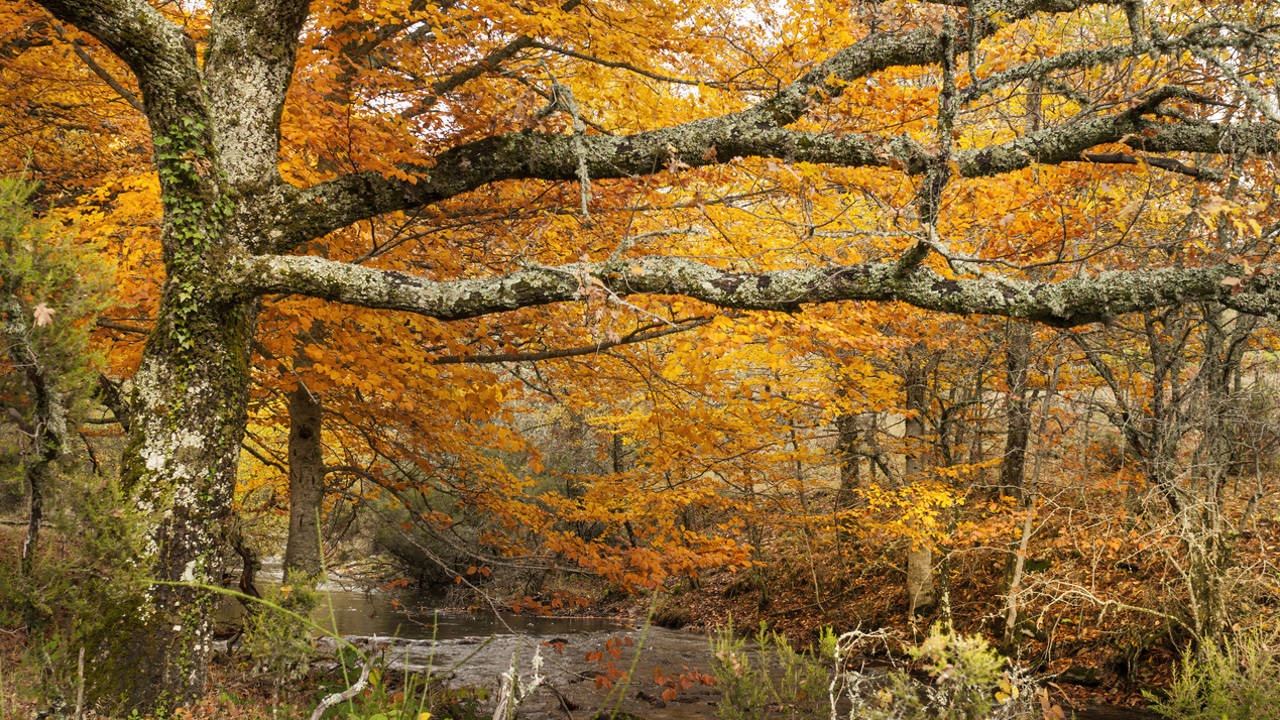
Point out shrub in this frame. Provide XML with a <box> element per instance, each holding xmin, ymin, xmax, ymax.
<box><xmin>240</xmin><ymin>573</ymin><xmax>322</xmax><ymax>690</ymax></box>
<box><xmin>710</xmin><ymin>621</ymin><xmax>829</xmax><ymax>720</ymax></box>
<box><xmin>0</xmin><ymin>475</ymin><xmax>150</xmax><ymax>708</ymax></box>
<box><xmin>832</xmin><ymin>625</ymin><xmax>1039</xmax><ymax>720</ymax></box>
<box><xmin>1147</xmin><ymin>630</ymin><xmax>1280</xmax><ymax>720</ymax></box>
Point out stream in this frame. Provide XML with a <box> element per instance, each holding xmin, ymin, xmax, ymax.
<box><xmin>217</xmin><ymin>561</ymin><xmax>1157</xmax><ymax>720</ymax></box>
<box><xmin>218</xmin><ymin>561</ymin><xmax>723</xmax><ymax>719</ymax></box>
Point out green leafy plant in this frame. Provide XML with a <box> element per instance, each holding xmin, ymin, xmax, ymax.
<box><xmin>709</xmin><ymin>621</ymin><xmax>829</xmax><ymax>720</ymax></box>
<box><xmin>1147</xmin><ymin>630</ymin><xmax>1280</xmax><ymax>720</ymax></box>
<box><xmin>0</xmin><ymin>476</ymin><xmax>149</xmax><ymax>709</ymax></box>
<box><xmin>240</xmin><ymin>575</ymin><xmax>321</xmax><ymax>689</ymax></box>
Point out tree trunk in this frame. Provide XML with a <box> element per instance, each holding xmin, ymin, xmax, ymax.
<box><xmin>20</xmin><ymin>452</ymin><xmax>48</xmax><ymax>576</ymax></box>
<box><xmin>903</xmin><ymin>355</ymin><xmax>935</xmax><ymax>615</ymax></box>
<box><xmin>998</xmin><ymin>320</ymin><xmax>1033</xmax><ymax>502</ymax></box>
<box><xmin>98</xmin><ymin>295</ymin><xmax>257</xmax><ymax>712</ymax></box>
<box><xmin>1180</xmin><ymin>304</ymin><xmax>1252</xmax><ymax>642</ymax></box>
<box><xmin>835</xmin><ymin>413</ymin><xmax>862</xmax><ymax>513</ymax></box>
<box><xmin>2</xmin><ymin>286</ymin><xmax>69</xmax><ymax>577</ymax></box>
<box><xmin>283</xmin><ymin>381</ymin><xmax>326</xmax><ymax>581</ymax></box>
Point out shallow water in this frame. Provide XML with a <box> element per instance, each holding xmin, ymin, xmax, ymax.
<box><xmin>218</xmin><ymin>560</ymin><xmax>722</xmax><ymax>718</ymax></box>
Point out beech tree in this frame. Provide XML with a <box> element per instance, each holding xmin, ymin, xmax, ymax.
<box><xmin>11</xmin><ymin>0</ymin><xmax>1280</xmax><ymax>711</ymax></box>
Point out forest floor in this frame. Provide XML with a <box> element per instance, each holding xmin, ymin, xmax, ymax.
<box><xmin>5</xmin><ymin>497</ymin><xmax>1278</xmax><ymax>719</ymax></box>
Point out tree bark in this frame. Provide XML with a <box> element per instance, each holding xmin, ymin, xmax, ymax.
<box><xmin>1180</xmin><ymin>304</ymin><xmax>1253</xmax><ymax>642</ymax></box>
<box><xmin>835</xmin><ymin>413</ymin><xmax>863</xmax><ymax>513</ymax></box>
<box><xmin>903</xmin><ymin>354</ymin><xmax>935</xmax><ymax>615</ymax></box>
<box><xmin>283</xmin><ymin>381</ymin><xmax>325</xmax><ymax>581</ymax></box>
<box><xmin>94</xmin><ymin>297</ymin><xmax>257</xmax><ymax>711</ymax></box>
<box><xmin>998</xmin><ymin>321</ymin><xmax>1034</xmax><ymax>502</ymax></box>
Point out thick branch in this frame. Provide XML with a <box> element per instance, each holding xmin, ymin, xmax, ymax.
<box><xmin>33</xmin><ymin>0</ymin><xmax>200</xmax><ymax>118</ymax></box>
<box><xmin>267</xmin><ymin>127</ymin><xmax>912</xmax><ymax>251</ymax></box>
<box><xmin>273</xmin><ymin>105</ymin><xmax>1279</xmax><ymax>253</ymax></box>
<box><xmin>206</xmin><ymin>0</ymin><xmax>312</xmax><ymax>188</ymax></box>
<box><xmin>269</xmin><ymin>0</ymin><xmax>1119</xmax><ymax>250</ymax></box>
<box><xmin>224</xmin><ymin>253</ymin><xmax>1280</xmax><ymax>328</ymax></box>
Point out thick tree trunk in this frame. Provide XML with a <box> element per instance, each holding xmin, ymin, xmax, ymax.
<box><xmin>283</xmin><ymin>381</ymin><xmax>326</xmax><ymax>581</ymax></box>
<box><xmin>99</xmin><ymin>296</ymin><xmax>257</xmax><ymax>712</ymax></box>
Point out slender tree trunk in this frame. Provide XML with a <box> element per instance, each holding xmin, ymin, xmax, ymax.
<box><xmin>904</xmin><ymin>355</ymin><xmax>935</xmax><ymax>615</ymax></box>
<box><xmin>20</xmin><ymin>452</ymin><xmax>49</xmax><ymax>576</ymax></box>
<box><xmin>998</xmin><ymin>321</ymin><xmax>1033</xmax><ymax>502</ymax></box>
<box><xmin>1181</xmin><ymin>304</ymin><xmax>1252</xmax><ymax>642</ymax></box>
<box><xmin>835</xmin><ymin>413</ymin><xmax>862</xmax><ymax>512</ymax></box>
<box><xmin>999</xmin><ymin>85</ymin><xmax>1040</xmax><ymax>505</ymax></box>
<box><xmin>2</xmin><ymin>284</ymin><xmax>69</xmax><ymax>577</ymax></box>
<box><xmin>283</xmin><ymin>381</ymin><xmax>325</xmax><ymax>581</ymax></box>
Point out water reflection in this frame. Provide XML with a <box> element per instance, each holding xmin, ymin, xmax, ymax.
<box><xmin>216</xmin><ymin>578</ymin><xmax>624</xmax><ymax>640</ymax></box>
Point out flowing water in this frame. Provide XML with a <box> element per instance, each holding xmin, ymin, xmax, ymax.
<box><xmin>218</xmin><ymin>561</ymin><xmax>723</xmax><ymax>719</ymax></box>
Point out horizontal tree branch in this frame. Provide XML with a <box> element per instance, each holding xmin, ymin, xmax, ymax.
<box><xmin>223</xmin><ymin>252</ymin><xmax>1280</xmax><ymax>329</ymax></box>
<box><xmin>265</xmin><ymin>0</ymin><xmax>1120</xmax><ymax>251</ymax></box>
<box><xmin>268</xmin><ymin>102</ymin><xmax>1279</xmax><ymax>253</ymax></box>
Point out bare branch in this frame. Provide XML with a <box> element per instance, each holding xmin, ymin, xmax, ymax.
<box><xmin>33</xmin><ymin>0</ymin><xmax>199</xmax><ymax>117</ymax></box>
<box><xmin>57</xmin><ymin>28</ymin><xmax>145</xmax><ymax>113</ymax></box>
<box><xmin>223</xmin><ymin>252</ymin><xmax>1280</xmax><ymax>329</ymax></box>
<box><xmin>1077</xmin><ymin>152</ymin><xmax>1222</xmax><ymax>180</ymax></box>
<box><xmin>431</xmin><ymin>316</ymin><xmax>716</xmax><ymax>364</ymax></box>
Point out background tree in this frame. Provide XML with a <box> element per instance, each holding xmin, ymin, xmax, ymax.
<box><xmin>0</xmin><ymin>176</ymin><xmax>111</xmax><ymax>574</ymax></box>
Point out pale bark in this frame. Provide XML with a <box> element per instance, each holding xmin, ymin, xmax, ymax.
<box><xmin>224</xmin><ymin>252</ymin><xmax>1280</xmax><ymax>328</ymax></box>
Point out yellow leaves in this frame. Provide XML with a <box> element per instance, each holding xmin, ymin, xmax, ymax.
<box><xmin>1181</xmin><ymin>195</ymin><xmax>1265</xmax><ymax>240</ymax></box>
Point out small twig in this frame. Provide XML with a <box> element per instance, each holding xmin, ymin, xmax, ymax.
<box><xmin>544</xmin><ymin>681</ymin><xmax>577</xmax><ymax>720</ymax></box>
<box><xmin>1078</xmin><ymin>152</ymin><xmax>1224</xmax><ymax>181</ymax></box>
<box><xmin>1191</xmin><ymin>47</ymin><xmax>1280</xmax><ymax>123</ymax></box>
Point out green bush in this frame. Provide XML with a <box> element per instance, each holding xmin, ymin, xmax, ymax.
<box><xmin>1147</xmin><ymin>631</ymin><xmax>1280</xmax><ymax>720</ymax></box>
<box><xmin>240</xmin><ymin>572</ymin><xmax>322</xmax><ymax>689</ymax></box>
<box><xmin>709</xmin><ymin>621</ymin><xmax>829</xmax><ymax>720</ymax></box>
<box><xmin>0</xmin><ymin>475</ymin><xmax>150</xmax><ymax>708</ymax></box>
